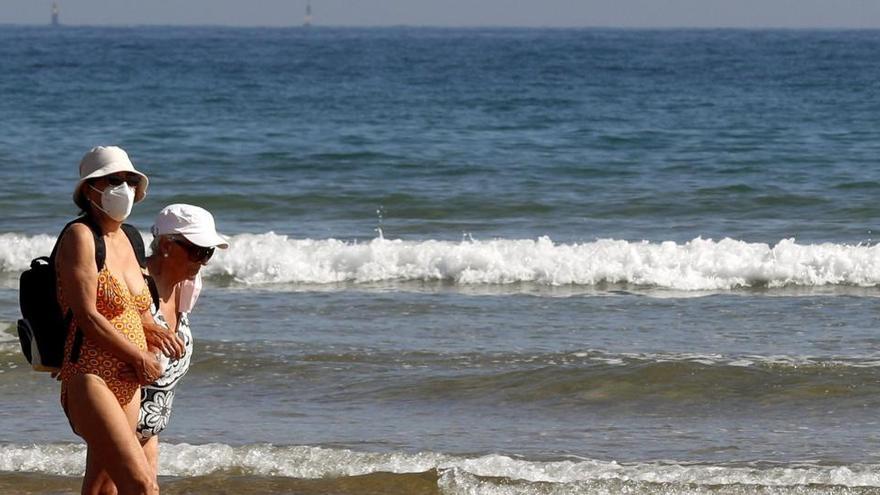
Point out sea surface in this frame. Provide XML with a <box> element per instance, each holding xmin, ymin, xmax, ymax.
<box><xmin>1</xmin><ymin>25</ymin><xmax>880</xmax><ymax>494</ymax></box>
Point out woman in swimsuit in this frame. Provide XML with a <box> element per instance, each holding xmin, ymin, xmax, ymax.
<box><xmin>56</xmin><ymin>146</ymin><xmax>163</xmax><ymax>495</ymax></box>
<box><xmin>137</xmin><ymin>204</ymin><xmax>228</xmax><ymax>483</ymax></box>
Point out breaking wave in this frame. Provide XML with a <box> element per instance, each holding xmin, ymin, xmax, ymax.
<box><xmin>2</xmin><ymin>442</ymin><xmax>880</xmax><ymax>494</ymax></box>
<box><xmin>3</xmin><ymin>232</ymin><xmax>880</xmax><ymax>291</ymax></box>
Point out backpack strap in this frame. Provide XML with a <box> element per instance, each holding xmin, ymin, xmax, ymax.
<box><xmin>121</xmin><ymin>223</ymin><xmax>147</xmax><ymax>269</ymax></box>
<box><xmin>145</xmin><ymin>275</ymin><xmax>160</xmax><ymax>310</ymax></box>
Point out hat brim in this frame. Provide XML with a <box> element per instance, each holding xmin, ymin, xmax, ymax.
<box><xmin>72</xmin><ymin>163</ymin><xmax>149</xmax><ymax>206</ymax></box>
<box><xmin>181</xmin><ymin>231</ymin><xmax>229</xmax><ymax>249</ymax></box>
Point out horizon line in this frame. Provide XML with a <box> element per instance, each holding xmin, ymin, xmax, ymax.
<box><xmin>3</xmin><ymin>22</ymin><xmax>880</xmax><ymax>31</ymax></box>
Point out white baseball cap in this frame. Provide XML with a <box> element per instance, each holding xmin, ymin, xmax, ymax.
<box><xmin>152</xmin><ymin>204</ymin><xmax>229</xmax><ymax>249</ymax></box>
<box><xmin>73</xmin><ymin>146</ymin><xmax>149</xmax><ymax>209</ymax></box>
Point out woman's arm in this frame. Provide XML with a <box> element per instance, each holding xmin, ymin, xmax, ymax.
<box><xmin>57</xmin><ymin>223</ymin><xmax>161</xmax><ymax>383</ymax></box>
<box><xmin>141</xmin><ymin>310</ymin><xmax>185</xmax><ymax>359</ymax></box>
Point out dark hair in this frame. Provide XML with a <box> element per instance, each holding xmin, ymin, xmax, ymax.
<box><xmin>74</xmin><ymin>179</ymin><xmax>98</xmax><ymax>216</ymax></box>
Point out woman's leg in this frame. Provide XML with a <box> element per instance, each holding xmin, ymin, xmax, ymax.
<box><xmin>89</xmin><ymin>389</ymin><xmax>151</xmax><ymax>495</ymax></box>
<box><xmin>140</xmin><ymin>436</ymin><xmax>160</xmax><ymax>484</ymax></box>
<box><xmin>83</xmin><ymin>463</ymin><xmax>116</xmax><ymax>495</ymax></box>
<box><xmin>66</xmin><ymin>374</ymin><xmax>158</xmax><ymax>495</ymax></box>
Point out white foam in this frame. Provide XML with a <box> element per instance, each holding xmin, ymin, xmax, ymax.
<box><xmin>156</xmin><ymin>443</ymin><xmax>449</xmax><ymax>477</ymax></box>
<box><xmin>437</xmin><ymin>466</ymin><xmax>877</xmax><ymax>494</ymax></box>
<box><xmin>2</xmin><ymin>442</ymin><xmax>880</xmax><ymax>489</ymax></box>
<box><xmin>446</xmin><ymin>350</ymin><xmax>880</xmax><ymax>370</ymax></box>
<box><xmin>446</xmin><ymin>454</ymin><xmax>880</xmax><ymax>487</ymax></box>
<box><xmin>194</xmin><ymin>234</ymin><xmax>880</xmax><ymax>290</ymax></box>
<box><xmin>0</xmin><ymin>233</ymin><xmax>55</xmax><ymax>273</ymax></box>
<box><xmin>568</xmin><ymin>349</ymin><xmax>880</xmax><ymax>369</ymax></box>
<box><xmin>4</xmin><ymin>232</ymin><xmax>880</xmax><ymax>291</ymax></box>
<box><xmin>0</xmin><ymin>443</ymin><xmax>86</xmax><ymax>476</ymax></box>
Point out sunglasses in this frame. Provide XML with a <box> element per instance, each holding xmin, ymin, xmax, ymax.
<box><xmin>172</xmin><ymin>237</ymin><xmax>215</xmax><ymax>263</ymax></box>
<box><xmin>104</xmin><ymin>173</ymin><xmax>143</xmax><ymax>188</ymax></box>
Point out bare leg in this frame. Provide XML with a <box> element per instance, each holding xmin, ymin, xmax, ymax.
<box><xmin>66</xmin><ymin>374</ymin><xmax>158</xmax><ymax>495</ymax></box>
<box><xmin>140</xmin><ymin>436</ymin><xmax>160</xmax><ymax>483</ymax></box>
<box><xmin>84</xmin><ymin>466</ymin><xmax>116</xmax><ymax>495</ymax></box>
<box><xmin>90</xmin><ymin>398</ymin><xmax>153</xmax><ymax>495</ymax></box>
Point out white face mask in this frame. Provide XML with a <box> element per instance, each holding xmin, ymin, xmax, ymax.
<box><xmin>177</xmin><ymin>272</ymin><xmax>202</xmax><ymax>313</ymax></box>
<box><xmin>90</xmin><ymin>183</ymin><xmax>135</xmax><ymax>221</ymax></box>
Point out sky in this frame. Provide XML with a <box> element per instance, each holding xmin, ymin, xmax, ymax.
<box><xmin>3</xmin><ymin>0</ymin><xmax>880</xmax><ymax>28</ymax></box>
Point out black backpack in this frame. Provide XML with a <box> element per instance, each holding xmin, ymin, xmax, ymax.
<box><xmin>17</xmin><ymin>217</ymin><xmax>146</xmax><ymax>372</ymax></box>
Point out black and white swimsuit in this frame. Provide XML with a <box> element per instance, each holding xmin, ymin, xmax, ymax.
<box><xmin>137</xmin><ymin>303</ymin><xmax>193</xmax><ymax>440</ymax></box>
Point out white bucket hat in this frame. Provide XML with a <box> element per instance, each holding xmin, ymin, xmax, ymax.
<box><xmin>73</xmin><ymin>146</ymin><xmax>149</xmax><ymax>209</ymax></box>
<box><xmin>152</xmin><ymin>204</ymin><xmax>229</xmax><ymax>249</ymax></box>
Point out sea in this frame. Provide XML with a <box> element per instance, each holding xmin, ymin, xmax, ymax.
<box><xmin>1</xmin><ymin>25</ymin><xmax>880</xmax><ymax>494</ymax></box>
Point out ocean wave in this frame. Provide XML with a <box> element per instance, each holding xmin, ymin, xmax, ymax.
<box><xmin>1</xmin><ymin>443</ymin><xmax>880</xmax><ymax>493</ymax></box>
<box><xmin>5</xmin><ymin>340</ymin><xmax>873</xmax><ymax>406</ymax></box>
<box><xmin>285</xmin><ymin>348</ymin><xmax>880</xmax><ymax>370</ymax></box>
<box><xmin>3</xmin><ymin>232</ymin><xmax>880</xmax><ymax>291</ymax></box>
<box><xmin>0</xmin><ymin>233</ymin><xmax>55</xmax><ymax>273</ymax></box>
<box><xmin>350</xmin><ymin>353</ymin><xmax>880</xmax><ymax>406</ymax></box>
<box><xmin>203</xmin><ymin>347</ymin><xmax>880</xmax><ymax>407</ymax></box>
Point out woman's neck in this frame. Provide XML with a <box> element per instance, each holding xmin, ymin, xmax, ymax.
<box><xmin>146</xmin><ymin>256</ymin><xmax>187</xmax><ymax>299</ymax></box>
<box><xmin>86</xmin><ymin>210</ymin><xmax>122</xmax><ymax>236</ymax></box>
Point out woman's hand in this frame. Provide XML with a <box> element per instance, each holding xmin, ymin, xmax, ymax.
<box><xmin>143</xmin><ymin>319</ymin><xmax>185</xmax><ymax>360</ymax></box>
<box><xmin>120</xmin><ymin>351</ymin><xmax>164</xmax><ymax>385</ymax></box>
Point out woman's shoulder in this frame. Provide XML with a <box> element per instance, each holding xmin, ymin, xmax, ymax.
<box><xmin>56</xmin><ymin>220</ymin><xmax>97</xmax><ymax>265</ymax></box>
<box><xmin>58</xmin><ymin>221</ymin><xmax>95</xmax><ymax>249</ymax></box>
<box><xmin>64</xmin><ymin>219</ymin><xmax>93</xmax><ymax>235</ymax></box>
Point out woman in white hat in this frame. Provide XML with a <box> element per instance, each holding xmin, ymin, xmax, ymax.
<box><xmin>55</xmin><ymin>146</ymin><xmax>163</xmax><ymax>494</ymax></box>
<box><xmin>137</xmin><ymin>203</ymin><xmax>228</xmax><ymax>481</ymax></box>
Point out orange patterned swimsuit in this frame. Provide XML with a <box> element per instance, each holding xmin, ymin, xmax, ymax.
<box><xmin>59</xmin><ymin>266</ymin><xmax>151</xmax><ymax>409</ymax></box>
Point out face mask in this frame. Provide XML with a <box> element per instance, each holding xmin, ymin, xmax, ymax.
<box><xmin>90</xmin><ymin>183</ymin><xmax>135</xmax><ymax>221</ymax></box>
<box><xmin>177</xmin><ymin>272</ymin><xmax>202</xmax><ymax>313</ymax></box>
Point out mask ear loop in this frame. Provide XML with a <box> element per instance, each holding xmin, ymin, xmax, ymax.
<box><xmin>87</xmin><ymin>184</ymin><xmax>112</xmax><ymax>218</ymax></box>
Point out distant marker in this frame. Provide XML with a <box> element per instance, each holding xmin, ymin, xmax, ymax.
<box><xmin>51</xmin><ymin>1</ymin><xmax>60</xmax><ymax>26</ymax></box>
<box><xmin>304</xmin><ymin>0</ymin><xmax>313</xmax><ymax>27</ymax></box>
